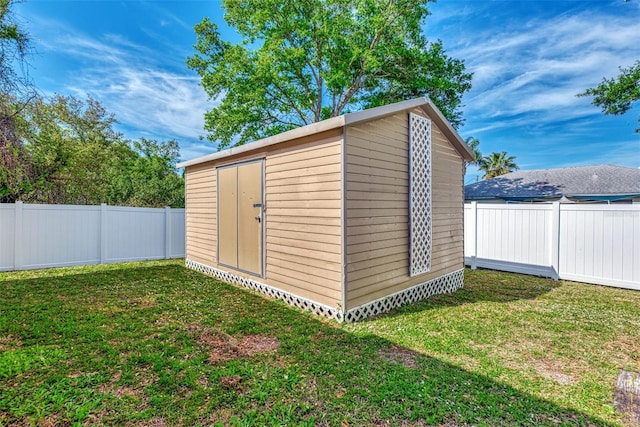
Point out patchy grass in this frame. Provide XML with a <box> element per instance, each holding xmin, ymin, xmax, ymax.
<box><xmin>0</xmin><ymin>260</ymin><xmax>638</xmax><ymax>426</ymax></box>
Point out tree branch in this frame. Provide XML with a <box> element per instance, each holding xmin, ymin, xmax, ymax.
<box><xmin>264</xmin><ymin>85</ymin><xmax>311</xmax><ymax>124</ymax></box>
<box><xmin>334</xmin><ymin>0</ymin><xmax>396</xmax><ymax>114</ymax></box>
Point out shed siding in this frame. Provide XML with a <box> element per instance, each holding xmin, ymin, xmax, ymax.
<box><xmin>185</xmin><ymin>130</ymin><xmax>344</xmax><ymax>310</ymax></box>
<box><xmin>345</xmin><ymin>110</ymin><xmax>464</xmax><ymax>308</ymax></box>
<box><xmin>265</xmin><ymin>130</ymin><xmax>343</xmax><ymax>308</ymax></box>
<box><xmin>185</xmin><ymin>162</ymin><xmax>217</xmax><ymax>266</ymax></box>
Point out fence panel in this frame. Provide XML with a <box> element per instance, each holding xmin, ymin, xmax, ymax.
<box><xmin>0</xmin><ymin>202</ymin><xmax>185</xmax><ymax>271</ymax></box>
<box><xmin>466</xmin><ymin>202</ymin><xmax>555</xmax><ymax>277</ymax></box>
<box><xmin>559</xmin><ymin>205</ymin><xmax>640</xmax><ymax>289</ymax></box>
<box><xmin>21</xmin><ymin>204</ymin><xmax>101</xmax><ymax>270</ymax></box>
<box><xmin>465</xmin><ymin>202</ymin><xmax>640</xmax><ymax>290</ymax></box>
<box><xmin>477</xmin><ymin>204</ymin><xmax>551</xmax><ymax>265</ymax></box>
<box><xmin>105</xmin><ymin>206</ymin><xmax>166</xmax><ymax>262</ymax></box>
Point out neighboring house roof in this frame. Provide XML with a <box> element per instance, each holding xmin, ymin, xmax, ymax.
<box><xmin>465</xmin><ymin>165</ymin><xmax>640</xmax><ymax>202</ymax></box>
<box><xmin>177</xmin><ymin>97</ymin><xmax>473</xmax><ymax>168</ymax></box>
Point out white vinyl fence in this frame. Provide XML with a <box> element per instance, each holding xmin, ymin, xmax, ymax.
<box><xmin>0</xmin><ymin>202</ymin><xmax>185</xmax><ymax>271</ymax></box>
<box><xmin>464</xmin><ymin>202</ymin><xmax>640</xmax><ymax>290</ymax></box>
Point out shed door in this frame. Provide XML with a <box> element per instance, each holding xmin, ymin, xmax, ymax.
<box><xmin>218</xmin><ymin>160</ymin><xmax>264</xmax><ymax>276</ymax></box>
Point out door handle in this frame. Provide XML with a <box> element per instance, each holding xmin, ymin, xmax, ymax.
<box><xmin>255</xmin><ymin>216</ymin><xmax>261</xmax><ymax>223</ymax></box>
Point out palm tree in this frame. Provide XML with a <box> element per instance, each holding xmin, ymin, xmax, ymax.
<box><xmin>479</xmin><ymin>151</ymin><xmax>519</xmax><ymax>179</ymax></box>
<box><xmin>464</xmin><ymin>136</ymin><xmax>482</xmax><ymax>170</ymax></box>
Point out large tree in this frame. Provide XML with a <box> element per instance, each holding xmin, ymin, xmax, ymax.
<box><xmin>479</xmin><ymin>151</ymin><xmax>519</xmax><ymax>180</ymax></box>
<box><xmin>188</xmin><ymin>0</ymin><xmax>472</xmax><ymax>149</ymax></box>
<box><xmin>108</xmin><ymin>138</ymin><xmax>185</xmax><ymax>208</ymax></box>
<box><xmin>0</xmin><ymin>0</ymin><xmax>36</xmax><ymax>202</ymax></box>
<box><xmin>0</xmin><ymin>2</ymin><xmax>185</xmax><ymax>207</ymax></box>
<box><xmin>3</xmin><ymin>94</ymin><xmax>185</xmax><ymax>207</ymax></box>
<box><xmin>0</xmin><ymin>0</ymin><xmax>31</xmax><ymax>96</ymax></box>
<box><xmin>0</xmin><ymin>94</ymin><xmax>32</xmax><ymax>202</ymax></box>
<box><xmin>579</xmin><ymin>61</ymin><xmax>640</xmax><ymax>133</ymax></box>
<box><xmin>24</xmin><ymin>95</ymin><xmax>124</xmax><ymax>204</ymax></box>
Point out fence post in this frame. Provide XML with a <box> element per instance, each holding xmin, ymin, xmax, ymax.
<box><xmin>470</xmin><ymin>201</ymin><xmax>478</xmax><ymax>269</ymax></box>
<box><xmin>13</xmin><ymin>201</ymin><xmax>23</xmax><ymax>270</ymax></box>
<box><xmin>100</xmin><ymin>203</ymin><xmax>107</xmax><ymax>264</ymax></box>
<box><xmin>165</xmin><ymin>206</ymin><xmax>171</xmax><ymax>259</ymax></box>
<box><xmin>550</xmin><ymin>202</ymin><xmax>560</xmax><ymax>280</ymax></box>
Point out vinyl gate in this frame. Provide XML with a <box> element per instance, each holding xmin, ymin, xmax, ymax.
<box><xmin>464</xmin><ymin>202</ymin><xmax>640</xmax><ymax>290</ymax></box>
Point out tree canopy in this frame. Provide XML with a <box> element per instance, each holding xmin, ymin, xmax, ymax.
<box><xmin>479</xmin><ymin>151</ymin><xmax>519</xmax><ymax>180</ymax></box>
<box><xmin>188</xmin><ymin>0</ymin><xmax>472</xmax><ymax>149</ymax></box>
<box><xmin>0</xmin><ymin>94</ymin><xmax>184</xmax><ymax>207</ymax></box>
<box><xmin>0</xmin><ymin>0</ymin><xmax>185</xmax><ymax>207</ymax></box>
<box><xmin>579</xmin><ymin>60</ymin><xmax>640</xmax><ymax>133</ymax></box>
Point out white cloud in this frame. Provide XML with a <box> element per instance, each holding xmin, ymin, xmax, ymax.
<box><xmin>21</xmin><ymin>0</ymin><xmax>639</xmax><ymax>168</ymax></box>
<box><xmin>31</xmin><ymin>18</ymin><xmax>216</xmax><ymax>159</ymax></box>
<box><xmin>67</xmin><ymin>66</ymin><xmax>212</xmax><ymax>141</ymax></box>
<box><xmin>16</xmin><ymin>5</ymin><xmax>218</xmax><ymax>160</ymax></box>
<box><xmin>450</xmin><ymin>6</ymin><xmax>640</xmax><ymax>131</ymax></box>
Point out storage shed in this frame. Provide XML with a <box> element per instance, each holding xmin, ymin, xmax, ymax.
<box><xmin>178</xmin><ymin>98</ymin><xmax>473</xmax><ymax>321</ymax></box>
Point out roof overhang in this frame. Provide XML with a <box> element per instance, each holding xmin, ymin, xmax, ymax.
<box><xmin>177</xmin><ymin>97</ymin><xmax>472</xmax><ymax>168</ymax></box>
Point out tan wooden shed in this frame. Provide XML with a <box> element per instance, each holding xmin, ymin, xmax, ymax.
<box><xmin>177</xmin><ymin>98</ymin><xmax>473</xmax><ymax>321</ymax></box>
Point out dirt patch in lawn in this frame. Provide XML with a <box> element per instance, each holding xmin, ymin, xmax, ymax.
<box><xmin>379</xmin><ymin>345</ymin><xmax>420</xmax><ymax>369</ymax></box>
<box><xmin>197</xmin><ymin>376</ymin><xmax>209</xmax><ymax>388</ymax></box>
<box><xmin>123</xmin><ymin>296</ymin><xmax>158</xmax><ymax>309</ymax></box>
<box><xmin>0</xmin><ymin>413</ymin><xmax>62</xmax><ymax>427</ymax></box>
<box><xmin>99</xmin><ymin>384</ymin><xmax>142</xmax><ymax>399</ymax></box>
<box><xmin>97</xmin><ymin>367</ymin><xmax>157</xmax><ymax>402</ymax></box>
<box><xmin>371</xmin><ymin>418</ymin><xmax>472</xmax><ymax>426</ymax></box>
<box><xmin>136</xmin><ymin>417</ymin><xmax>168</xmax><ymax>427</ymax></box>
<box><xmin>238</xmin><ymin>334</ymin><xmax>280</xmax><ymax>356</ymax></box>
<box><xmin>533</xmin><ymin>358</ymin><xmax>576</xmax><ymax>385</ymax></box>
<box><xmin>189</xmin><ymin>325</ymin><xmax>280</xmax><ymax>363</ymax></box>
<box><xmin>35</xmin><ymin>414</ymin><xmax>61</xmax><ymax>427</ymax></box>
<box><xmin>0</xmin><ymin>335</ymin><xmax>22</xmax><ymax>351</ymax></box>
<box><xmin>603</xmin><ymin>335</ymin><xmax>640</xmax><ymax>368</ymax></box>
<box><xmin>219</xmin><ymin>375</ymin><xmax>243</xmax><ymax>391</ymax></box>
<box><xmin>501</xmin><ymin>354</ymin><xmax>578</xmax><ymax>385</ymax></box>
<box><xmin>489</xmin><ymin>340</ymin><xmax>581</xmax><ymax>385</ymax></box>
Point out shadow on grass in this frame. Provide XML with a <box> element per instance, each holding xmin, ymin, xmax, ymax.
<box><xmin>0</xmin><ymin>262</ymin><xmax>615</xmax><ymax>426</ymax></box>
<box><xmin>377</xmin><ymin>267</ymin><xmax>563</xmax><ymax>321</ymax></box>
<box><xmin>462</xmin><ymin>267</ymin><xmax>561</xmax><ymax>301</ymax></box>
<box><xmin>249</xmin><ymin>294</ymin><xmax>613</xmax><ymax>426</ymax></box>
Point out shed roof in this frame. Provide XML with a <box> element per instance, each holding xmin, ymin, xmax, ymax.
<box><xmin>465</xmin><ymin>165</ymin><xmax>640</xmax><ymax>202</ymax></box>
<box><xmin>177</xmin><ymin>97</ymin><xmax>472</xmax><ymax>168</ymax></box>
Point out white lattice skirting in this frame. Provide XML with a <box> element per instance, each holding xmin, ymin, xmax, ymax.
<box><xmin>185</xmin><ymin>259</ymin><xmax>344</xmax><ymax>321</ymax></box>
<box><xmin>185</xmin><ymin>259</ymin><xmax>464</xmax><ymax>322</ymax></box>
<box><xmin>343</xmin><ymin>269</ymin><xmax>464</xmax><ymax>322</ymax></box>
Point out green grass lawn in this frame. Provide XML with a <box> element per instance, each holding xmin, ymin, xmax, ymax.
<box><xmin>1</xmin><ymin>260</ymin><xmax>638</xmax><ymax>426</ymax></box>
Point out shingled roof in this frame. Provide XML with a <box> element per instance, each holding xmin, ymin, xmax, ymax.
<box><xmin>465</xmin><ymin>165</ymin><xmax>640</xmax><ymax>202</ymax></box>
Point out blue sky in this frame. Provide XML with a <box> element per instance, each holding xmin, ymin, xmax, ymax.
<box><xmin>14</xmin><ymin>0</ymin><xmax>640</xmax><ymax>183</ymax></box>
